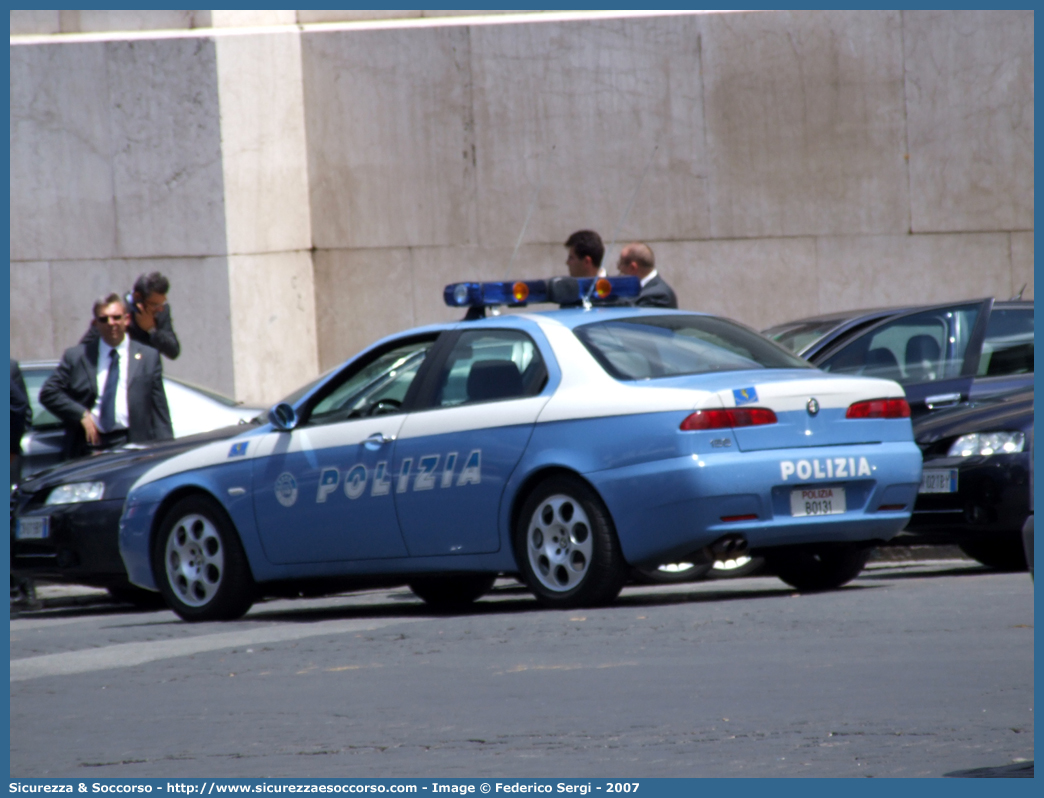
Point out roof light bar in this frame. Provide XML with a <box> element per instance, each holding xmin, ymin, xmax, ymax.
<box><xmin>443</xmin><ymin>276</ymin><xmax>640</xmax><ymax>310</ymax></box>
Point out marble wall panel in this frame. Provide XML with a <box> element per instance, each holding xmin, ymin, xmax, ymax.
<box><xmin>9</xmin><ymin>11</ymin><xmax>60</xmax><ymax>36</ymax></box>
<box><xmin>302</xmin><ymin>26</ymin><xmax>477</xmax><ymax>250</ymax></box>
<box><xmin>296</xmin><ymin>11</ymin><xmax>523</xmax><ymax>24</ymax></box>
<box><xmin>211</xmin><ymin>11</ymin><xmax>296</xmax><ymax>28</ymax></box>
<box><xmin>313</xmin><ymin>243</ymin><xmax>567</xmax><ymax>369</ymax></box>
<box><xmin>904</xmin><ymin>10</ymin><xmax>1034</xmax><ymax>234</ymax></box>
<box><xmin>469</xmin><ymin>16</ymin><xmax>710</xmax><ymax>248</ymax></box>
<box><xmin>314</xmin><ymin>248</ymin><xmax>417</xmax><ymax>370</ymax></box>
<box><xmin>59</xmin><ymin>11</ymin><xmax>203</xmax><ymax>33</ymax></box>
<box><xmin>653</xmin><ymin>238</ymin><xmax>819</xmax><ymax>330</ymax></box>
<box><xmin>9</xmin><ymin>263</ymin><xmax>57</xmax><ymax>361</ymax></box>
<box><xmin>1010</xmin><ymin>233</ymin><xmax>1034</xmax><ymax>300</ymax></box>
<box><xmin>700</xmin><ymin>10</ymin><xmax>908</xmax><ymax>238</ymax></box>
<box><xmin>215</xmin><ymin>33</ymin><xmax>312</xmax><ymax>256</ymax></box>
<box><xmin>10</xmin><ymin>42</ymin><xmax>117</xmax><ymax>262</ymax></box>
<box><xmin>107</xmin><ymin>37</ymin><xmax>228</xmax><ymax>258</ymax></box>
<box><xmin>38</xmin><ymin>257</ymin><xmax>237</xmax><ymax>397</ymax></box>
<box><xmin>814</xmin><ymin>234</ymin><xmax>1014</xmax><ymax>313</ymax></box>
<box><xmin>229</xmin><ymin>252</ymin><xmax>319</xmax><ymax>405</ymax></box>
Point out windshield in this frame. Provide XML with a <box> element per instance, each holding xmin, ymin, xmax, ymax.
<box><xmin>575</xmin><ymin>315</ymin><xmax>812</xmax><ymax>381</ymax></box>
<box><xmin>762</xmin><ymin>319</ymin><xmax>842</xmax><ymax>354</ymax></box>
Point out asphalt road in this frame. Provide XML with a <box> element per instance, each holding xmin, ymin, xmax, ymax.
<box><xmin>9</xmin><ymin>560</ymin><xmax>1034</xmax><ymax>778</ymax></box>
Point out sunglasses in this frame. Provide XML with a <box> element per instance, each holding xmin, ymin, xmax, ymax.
<box><xmin>95</xmin><ymin>314</ymin><xmax>126</xmax><ymax>323</ymax></box>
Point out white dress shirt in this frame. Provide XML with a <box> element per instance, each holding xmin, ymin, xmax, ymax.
<box><xmin>640</xmin><ymin>268</ymin><xmax>659</xmax><ymax>288</ymax></box>
<box><xmin>95</xmin><ymin>337</ymin><xmax>130</xmax><ymax>431</ymax></box>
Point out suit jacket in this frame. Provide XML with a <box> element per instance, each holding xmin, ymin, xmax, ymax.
<box><xmin>635</xmin><ymin>274</ymin><xmax>679</xmax><ymax>309</ymax></box>
<box><xmin>10</xmin><ymin>359</ymin><xmax>31</xmax><ymax>454</ymax></box>
<box><xmin>80</xmin><ymin>295</ymin><xmax>180</xmax><ymax>360</ymax></box>
<box><xmin>39</xmin><ymin>339</ymin><xmax>174</xmax><ymax>459</ymax></box>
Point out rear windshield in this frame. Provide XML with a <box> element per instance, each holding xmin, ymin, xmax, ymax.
<box><xmin>762</xmin><ymin>319</ymin><xmax>841</xmax><ymax>354</ymax></box>
<box><xmin>575</xmin><ymin>315</ymin><xmax>812</xmax><ymax>381</ymax></box>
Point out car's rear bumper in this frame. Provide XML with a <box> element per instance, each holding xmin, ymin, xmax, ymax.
<box><xmin>589</xmin><ymin>441</ymin><xmax>922</xmax><ymax>566</ymax></box>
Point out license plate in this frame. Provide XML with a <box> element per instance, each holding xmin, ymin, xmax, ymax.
<box><xmin>920</xmin><ymin>469</ymin><xmax>958</xmax><ymax>494</ymax></box>
<box><xmin>16</xmin><ymin>516</ymin><xmax>49</xmax><ymax>540</ymax></box>
<box><xmin>790</xmin><ymin>486</ymin><xmax>846</xmax><ymax>517</ymax></box>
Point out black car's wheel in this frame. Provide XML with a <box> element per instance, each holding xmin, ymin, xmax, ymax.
<box><xmin>515</xmin><ymin>475</ymin><xmax>627</xmax><ymax>608</ymax></box>
<box><xmin>152</xmin><ymin>495</ymin><xmax>255</xmax><ymax>622</ymax></box>
<box><xmin>631</xmin><ymin>561</ymin><xmax>713</xmax><ymax>584</ymax></box>
<box><xmin>408</xmin><ymin>574</ymin><xmax>497</xmax><ymax>609</ymax></box>
<box><xmin>709</xmin><ymin>555</ymin><xmax>766</xmax><ymax>579</ymax></box>
<box><xmin>769</xmin><ymin>546</ymin><xmax>871</xmax><ymax>592</ymax></box>
<box><xmin>107</xmin><ymin>584</ymin><xmax>167</xmax><ymax>609</ymax></box>
<box><xmin>959</xmin><ymin>538</ymin><xmax>1028</xmax><ymax>571</ymax></box>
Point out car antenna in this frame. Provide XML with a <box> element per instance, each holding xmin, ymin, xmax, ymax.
<box><xmin>1010</xmin><ymin>283</ymin><xmax>1027</xmax><ymax>301</ymax></box>
<box><xmin>583</xmin><ymin>143</ymin><xmax>659</xmax><ymax>308</ymax></box>
<box><xmin>505</xmin><ymin>145</ymin><xmax>554</xmax><ymax>282</ymax></box>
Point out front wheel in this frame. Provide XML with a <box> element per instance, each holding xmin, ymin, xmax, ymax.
<box><xmin>768</xmin><ymin>546</ymin><xmax>870</xmax><ymax>592</ymax></box>
<box><xmin>515</xmin><ymin>475</ymin><xmax>627</xmax><ymax>608</ymax></box>
<box><xmin>958</xmin><ymin>538</ymin><xmax>1027</xmax><ymax>571</ymax></box>
<box><xmin>409</xmin><ymin>574</ymin><xmax>497</xmax><ymax>609</ymax></box>
<box><xmin>152</xmin><ymin>495</ymin><xmax>255</xmax><ymax>622</ymax></box>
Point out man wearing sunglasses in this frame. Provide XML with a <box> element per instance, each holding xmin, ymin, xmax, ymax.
<box><xmin>41</xmin><ymin>293</ymin><xmax>173</xmax><ymax>459</ymax></box>
<box><xmin>79</xmin><ymin>271</ymin><xmax>180</xmax><ymax>360</ymax></box>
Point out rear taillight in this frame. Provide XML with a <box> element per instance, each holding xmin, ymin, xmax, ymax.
<box><xmin>846</xmin><ymin>398</ymin><xmax>911</xmax><ymax>419</ymax></box>
<box><xmin>680</xmin><ymin>407</ymin><xmax>778</xmax><ymax>430</ymax></box>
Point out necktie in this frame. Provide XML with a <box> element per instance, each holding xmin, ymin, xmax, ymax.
<box><xmin>99</xmin><ymin>349</ymin><xmax>120</xmax><ymax>432</ymax></box>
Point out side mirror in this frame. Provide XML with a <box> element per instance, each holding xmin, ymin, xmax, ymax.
<box><xmin>268</xmin><ymin>402</ymin><xmax>298</xmax><ymax>431</ymax></box>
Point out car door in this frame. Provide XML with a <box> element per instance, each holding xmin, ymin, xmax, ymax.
<box><xmin>969</xmin><ymin>303</ymin><xmax>1034</xmax><ymax>401</ymax></box>
<box><xmin>18</xmin><ymin>365</ymin><xmax>66</xmax><ymax>480</ymax></box>
<box><xmin>251</xmin><ymin>336</ymin><xmax>438</xmax><ymax>564</ymax></box>
<box><xmin>391</xmin><ymin>328</ymin><xmax>552</xmax><ymax>557</ymax></box>
<box><xmin>815</xmin><ymin>300</ymin><xmax>991</xmax><ymax>417</ymax></box>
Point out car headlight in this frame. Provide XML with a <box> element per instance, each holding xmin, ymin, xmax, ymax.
<box><xmin>45</xmin><ymin>482</ymin><xmax>106</xmax><ymax>505</ymax></box>
<box><xmin>947</xmin><ymin>432</ymin><xmax>1025</xmax><ymax>457</ymax></box>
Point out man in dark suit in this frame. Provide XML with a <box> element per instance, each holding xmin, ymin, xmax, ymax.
<box><xmin>11</xmin><ymin>358</ymin><xmax>31</xmax><ymax>481</ymax></box>
<box><xmin>616</xmin><ymin>242</ymin><xmax>678</xmax><ymax>308</ymax></box>
<box><xmin>80</xmin><ymin>271</ymin><xmax>180</xmax><ymax>360</ymax></box>
<box><xmin>41</xmin><ymin>293</ymin><xmax>174</xmax><ymax>459</ymax></box>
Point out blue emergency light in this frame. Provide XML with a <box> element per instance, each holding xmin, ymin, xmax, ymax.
<box><xmin>443</xmin><ymin>276</ymin><xmax>641</xmax><ymax>311</ymax></box>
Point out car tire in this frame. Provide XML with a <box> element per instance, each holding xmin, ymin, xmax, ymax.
<box><xmin>408</xmin><ymin>574</ymin><xmax>497</xmax><ymax>609</ymax></box>
<box><xmin>631</xmin><ymin>562</ymin><xmax>713</xmax><ymax>584</ymax></box>
<box><xmin>959</xmin><ymin>538</ymin><xmax>1028</xmax><ymax>571</ymax></box>
<box><xmin>152</xmin><ymin>494</ymin><xmax>255</xmax><ymax>622</ymax></box>
<box><xmin>107</xmin><ymin>584</ymin><xmax>167</xmax><ymax>609</ymax></box>
<box><xmin>515</xmin><ymin>475</ymin><xmax>627</xmax><ymax>608</ymax></box>
<box><xmin>709</xmin><ymin>555</ymin><xmax>766</xmax><ymax>579</ymax></box>
<box><xmin>769</xmin><ymin>546</ymin><xmax>871</xmax><ymax>592</ymax></box>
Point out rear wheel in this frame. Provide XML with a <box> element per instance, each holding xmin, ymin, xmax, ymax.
<box><xmin>409</xmin><ymin>574</ymin><xmax>497</xmax><ymax>609</ymax></box>
<box><xmin>959</xmin><ymin>538</ymin><xmax>1028</xmax><ymax>571</ymax></box>
<box><xmin>152</xmin><ymin>495</ymin><xmax>255</xmax><ymax>622</ymax></box>
<box><xmin>769</xmin><ymin>546</ymin><xmax>871</xmax><ymax>592</ymax></box>
<box><xmin>515</xmin><ymin>475</ymin><xmax>627</xmax><ymax>608</ymax></box>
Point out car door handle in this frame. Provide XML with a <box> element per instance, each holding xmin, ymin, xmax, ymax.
<box><xmin>364</xmin><ymin>432</ymin><xmax>395</xmax><ymax>448</ymax></box>
<box><xmin>925</xmin><ymin>392</ymin><xmax>961</xmax><ymax>409</ymax></box>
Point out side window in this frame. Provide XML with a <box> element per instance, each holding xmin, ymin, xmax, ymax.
<box><xmin>431</xmin><ymin>330</ymin><xmax>547</xmax><ymax>408</ymax></box>
<box><xmin>21</xmin><ymin>369</ymin><xmax>60</xmax><ymax>429</ymax></box>
<box><xmin>977</xmin><ymin>307</ymin><xmax>1034</xmax><ymax>376</ymax></box>
<box><xmin>820</xmin><ymin>305</ymin><xmax>980</xmax><ymax>384</ymax></box>
<box><xmin>306</xmin><ymin>340</ymin><xmax>434</xmax><ymax>425</ymax></box>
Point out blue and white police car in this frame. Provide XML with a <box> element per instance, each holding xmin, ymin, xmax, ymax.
<box><xmin>118</xmin><ymin>276</ymin><xmax>922</xmax><ymax>621</ymax></box>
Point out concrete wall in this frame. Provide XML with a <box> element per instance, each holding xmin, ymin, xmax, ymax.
<box><xmin>10</xmin><ymin>10</ymin><xmax>1033</xmax><ymax>403</ymax></box>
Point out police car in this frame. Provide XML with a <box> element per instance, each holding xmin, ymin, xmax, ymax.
<box><xmin>118</xmin><ymin>276</ymin><xmax>923</xmax><ymax>621</ymax></box>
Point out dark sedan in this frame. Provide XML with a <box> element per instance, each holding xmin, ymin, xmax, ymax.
<box><xmin>901</xmin><ymin>389</ymin><xmax>1033</xmax><ymax>570</ymax></box>
<box><xmin>11</xmin><ymin>423</ymin><xmax>256</xmax><ymax>604</ymax></box>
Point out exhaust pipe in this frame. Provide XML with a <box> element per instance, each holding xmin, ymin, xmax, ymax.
<box><xmin>708</xmin><ymin>534</ymin><xmax>748</xmax><ymax>561</ymax></box>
